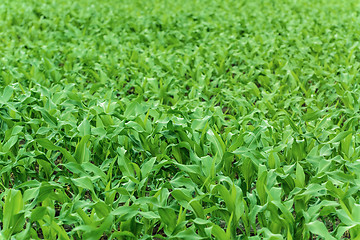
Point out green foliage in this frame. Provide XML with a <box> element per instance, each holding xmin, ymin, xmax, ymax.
<box><xmin>1</xmin><ymin>0</ymin><xmax>360</xmax><ymax>239</ymax></box>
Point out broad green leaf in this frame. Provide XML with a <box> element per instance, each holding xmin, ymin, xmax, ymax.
<box><xmin>158</xmin><ymin>207</ymin><xmax>177</xmax><ymax>234</ymax></box>
<box><xmin>78</xmin><ymin>119</ymin><xmax>91</xmax><ymax>136</ymax></box>
<box><xmin>295</xmin><ymin>163</ymin><xmax>305</xmax><ymax>188</ymax></box>
<box><xmin>2</xmin><ymin>189</ymin><xmax>25</xmax><ymax>237</ymax></box>
<box><xmin>306</xmin><ymin>221</ymin><xmax>336</xmax><ymax>240</ymax></box>
<box><xmin>36</xmin><ymin>139</ymin><xmax>77</xmax><ymax>163</ymax></box>
<box><xmin>74</xmin><ymin>135</ymin><xmax>91</xmax><ymax>163</ymax></box>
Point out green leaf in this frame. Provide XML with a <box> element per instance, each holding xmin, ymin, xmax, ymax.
<box><xmin>74</xmin><ymin>135</ymin><xmax>91</xmax><ymax>163</ymax></box>
<box><xmin>327</xmin><ymin>131</ymin><xmax>353</xmax><ymax>144</ymax></box>
<box><xmin>72</xmin><ymin>176</ymin><xmax>95</xmax><ymax>194</ymax></box>
<box><xmin>36</xmin><ymin>139</ymin><xmax>77</xmax><ymax>163</ymax></box>
<box><xmin>1</xmin><ymin>86</ymin><xmax>14</xmax><ymax>103</ymax></box>
<box><xmin>2</xmin><ymin>135</ymin><xmax>18</xmax><ymax>152</ymax></box>
<box><xmin>158</xmin><ymin>207</ymin><xmax>177</xmax><ymax>234</ymax></box>
<box><xmin>306</xmin><ymin>221</ymin><xmax>336</xmax><ymax>240</ymax></box>
<box><xmin>295</xmin><ymin>163</ymin><xmax>305</xmax><ymax>188</ymax></box>
<box><xmin>2</xmin><ymin>189</ymin><xmax>25</xmax><ymax>237</ymax></box>
<box><xmin>211</xmin><ymin>225</ymin><xmax>229</xmax><ymax>240</ymax></box>
<box><xmin>78</xmin><ymin>119</ymin><xmax>91</xmax><ymax>136</ymax></box>
<box><xmin>30</xmin><ymin>207</ymin><xmax>47</xmax><ymax>222</ymax></box>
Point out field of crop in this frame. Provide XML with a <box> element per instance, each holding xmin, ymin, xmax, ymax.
<box><xmin>1</xmin><ymin>0</ymin><xmax>360</xmax><ymax>239</ymax></box>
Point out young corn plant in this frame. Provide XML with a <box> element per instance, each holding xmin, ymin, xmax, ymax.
<box><xmin>1</xmin><ymin>0</ymin><xmax>360</xmax><ymax>239</ymax></box>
